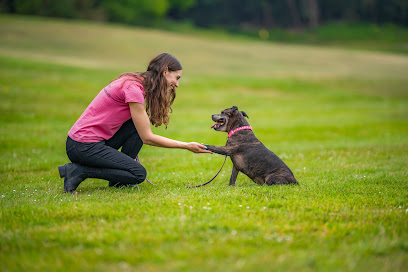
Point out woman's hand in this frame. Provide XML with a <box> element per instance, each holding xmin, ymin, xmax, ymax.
<box><xmin>185</xmin><ymin>142</ymin><xmax>212</xmax><ymax>154</ymax></box>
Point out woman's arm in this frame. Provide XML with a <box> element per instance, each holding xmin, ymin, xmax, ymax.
<box><xmin>129</xmin><ymin>102</ymin><xmax>211</xmax><ymax>153</ymax></box>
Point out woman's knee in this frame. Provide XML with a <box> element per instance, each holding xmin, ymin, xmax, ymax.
<box><xmin>130</xmin><ymin>164</ymin><xmax>147</xmax><ymax>184</ymax></box>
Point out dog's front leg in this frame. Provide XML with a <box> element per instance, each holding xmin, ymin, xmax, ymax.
<box><xmin>205</xmin><ymin>145</ymin><xmax>236</xmax><ymax>156</ymax></box>
<box><xmin>229</xmin><ymin>165</ymin><xmax>239</xmax><ymax>186</ymax></box>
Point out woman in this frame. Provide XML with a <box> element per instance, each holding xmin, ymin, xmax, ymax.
<box><xmin>58</xmin><ymin>53</ymin><xmax>211</xmax><ymax>193</ymax></box>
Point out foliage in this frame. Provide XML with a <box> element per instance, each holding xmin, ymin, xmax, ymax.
<box><xmin>1</xmin><ymin>0</ymin><xmax>407</xmax><ymax>29</ymax></box>
<box><xmin>101</xmin><ymin>0</ymin><xmax>170</xmax><ymax>25</ymax></box>
<box><xmin>9</xmin><ymin>0</ymin><xmax>100</xmax><ymax>18</ymax></box>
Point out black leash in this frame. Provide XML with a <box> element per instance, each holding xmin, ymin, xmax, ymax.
<box><xmin>186</xmin><ymin>155</ymin><xmax>228</xmax><ymax>189</ymax></box>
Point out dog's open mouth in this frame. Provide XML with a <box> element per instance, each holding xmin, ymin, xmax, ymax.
<box><xmin>211</xmin><ymin>119</ymin><xmax>225</xmax><ymax>129</ymax></box>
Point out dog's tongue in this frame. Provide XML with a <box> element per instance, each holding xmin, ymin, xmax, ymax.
<box><xmin>211</xmin><ymin>123</ymin><xmax>217</xmax><ymax>129</ymax></box>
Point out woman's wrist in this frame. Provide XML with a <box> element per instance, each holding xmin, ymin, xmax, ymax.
<box><xmin>176</xmin><ymin>141</ymin><xmax>188</xmax><ymax>149</ymax></box>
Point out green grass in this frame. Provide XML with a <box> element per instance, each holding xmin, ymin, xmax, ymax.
<box><xmin>1</xmin><ymin>15</ymin><xmax>408</xmax><ymax>271</ymax></box>
<box><xmin>256</xmin><ymin>22</ymin><xmax>408</xmax><ymax>55</ymax></box>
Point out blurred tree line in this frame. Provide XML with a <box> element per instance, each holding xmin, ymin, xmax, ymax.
<box><xmin>1</xmin><ymin>0</ymin><xmax>407</xmax><ymax>29</ymax></box>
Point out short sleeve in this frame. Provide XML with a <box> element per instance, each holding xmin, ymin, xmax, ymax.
<box><xmin>124</xmin><ymin>82</ymin><xmax>145</xmax><ymax>105</ymax></box>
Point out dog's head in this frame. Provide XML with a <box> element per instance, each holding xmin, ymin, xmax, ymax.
<box><xmin>211</xmin><ymin>106</ymin><xmax>249</xmax><ymax>133</ymax></box>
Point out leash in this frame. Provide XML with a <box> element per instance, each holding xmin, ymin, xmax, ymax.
<box><xmin>186</xmin><ymin>155</ymin><xmax>228</xmax><ymax>188</ymax></box>
<box><xmin>186</xmin><ymin>126</ymin><xmax>251</xmax><ymax>188</ymax></box>
<box><xmin>145</xmin><ymin>178</ymin><xmax>157</xmax><ymax>186</ymax></box>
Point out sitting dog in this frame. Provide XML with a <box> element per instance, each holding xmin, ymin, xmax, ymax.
<box><xmin>205</xmin><ymin>106</ymin><xmax>298</xmax><ymax>186</ymax></box>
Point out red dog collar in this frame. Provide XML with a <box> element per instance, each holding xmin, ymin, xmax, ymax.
<box><xmin>228</xmin><ymin>126</ymin><xmax>252</xmax><ymax>138</ymax></box>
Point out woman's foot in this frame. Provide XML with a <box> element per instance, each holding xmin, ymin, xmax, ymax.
<box><xmin>58</xmin><ymin>163</ymin><xmax>87</xmax><ymax>193</ymax></box>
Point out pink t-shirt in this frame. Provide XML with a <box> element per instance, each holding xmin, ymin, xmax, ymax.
<box><xmin>68</xmin><ymin>76</ymin><xmax>145</xmax><ymax>142</ymax></box>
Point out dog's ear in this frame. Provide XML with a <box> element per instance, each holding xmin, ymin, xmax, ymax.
<box><xmin>231</xmin><ymin>106</ymin><xmax>238</xmax><ymax>112</ymax></box>
<box><xmin>241</xmin><ymin>111</ymin><xmax>249</xmax><ymax>119</ymax></box>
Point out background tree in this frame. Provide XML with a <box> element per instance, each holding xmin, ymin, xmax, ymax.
<box><xmin>1</xmin><ymin>0</ymin><xmax>407</xmax><ymax>29</ymax></box>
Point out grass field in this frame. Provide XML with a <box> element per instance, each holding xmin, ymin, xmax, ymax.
<box><xmin>0</xmin><ymin>15</ymin><xmax>408</xmax><ymax>271</ymax></box>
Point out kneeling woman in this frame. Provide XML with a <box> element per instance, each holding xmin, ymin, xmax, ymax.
<box><xmin>58</xmin><ymin>53</ymin><xmax>211</xmax><ymax>193</ymax></box>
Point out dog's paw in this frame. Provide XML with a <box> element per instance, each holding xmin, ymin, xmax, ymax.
<box><xmin>204</xmin><ymin>145</ymin><xmax>215</xmax><ymax>152</ymax></box>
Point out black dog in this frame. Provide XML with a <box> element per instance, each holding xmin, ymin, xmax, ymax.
<box><xmin>205</xmin><ymin>106</ymin><xmax>298</xmax><ymax>186</ymax></box>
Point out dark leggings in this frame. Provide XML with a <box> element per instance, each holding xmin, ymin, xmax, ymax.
<box><xmin>66</xmin><ymin>119</ymin><xmax>146</xmax><ymax>186</ymax></box>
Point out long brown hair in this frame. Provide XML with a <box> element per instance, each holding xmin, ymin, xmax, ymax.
<box><xmin>114</xmin><ymin>53</ymin><xmax>182</xmax><ymax>128</ymax></box>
